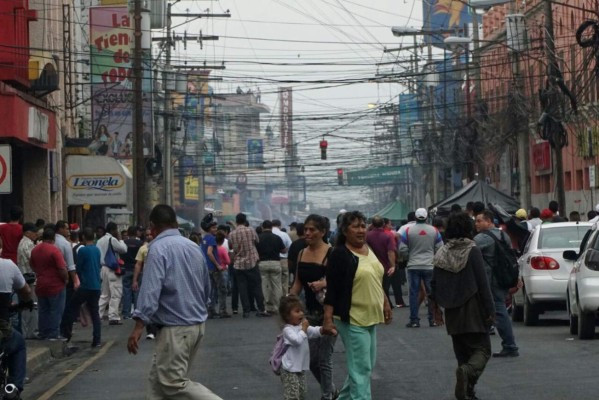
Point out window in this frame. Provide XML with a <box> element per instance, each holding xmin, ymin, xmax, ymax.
<box><xmin>539</xmin><ymin>226</ymin><xmax>591</xmax><ymax>249</ymax></box>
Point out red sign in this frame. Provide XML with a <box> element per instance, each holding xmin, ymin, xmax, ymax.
<box><xmin>532</xmin><ymin>142</ymin><xmax>551</xmax><ymax>172</ymax></box>
<box><xmin>0</xmin><ymin>145</ymin><xmax>12</xmax><ymax>194</ymax></box>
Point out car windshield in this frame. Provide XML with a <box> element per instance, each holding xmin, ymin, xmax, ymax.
<box><xmin>538</xmin><ymin>226</ymin><xmax>590</xmax><ymax>249</ymax></box>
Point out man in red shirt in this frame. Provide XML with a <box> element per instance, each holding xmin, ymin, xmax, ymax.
<box><xmin>0</xmin><ymin>206</ymin><xmax>23</xmax><ymax>264</ymax></box>
<box><xmin>30</xmin><ymin>228</ymin><xmax>68</xmax><ymax>339</ymax></box>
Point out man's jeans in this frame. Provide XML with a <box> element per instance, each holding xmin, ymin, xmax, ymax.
<box><xmin>259</xmin><ymin>260</ymin><xmax>282</xmax><ymax>313</ymax></box>
<box><xmin>121</xmin><ymin>269</ymin><xmax>136</xmax><ymax>318</ymax></box>
<box><xmin>408</xmin><ymin>269</ymin><xmax>433</xmax><ymax>323</ymax></box>
<box><xmin>309</xmin><ymin>334</ymin><xmax>337</xmax><ymax>399</ymax></box>
<box><xmin>2</xmin><ymin>329</ymin><xmax>26</xmax><ymax>391</ymax></box>
<box><xmin>209</xmin><ymin>270</ymin><xmax>228</xmax><ymax>314</ymax></box>
<box><xmin>64</xmin><ymin>289</ymin><xmax>101</xmax><ymax>345</ymax></box>
<box><xmin>491</xmin><ymin>285</ymin><xmax>518</xmax><ymax>351</ymax></box>
<box><xmin>38</xmin><ymin>289</ymin><xmax>66</xmax><ymax>339</ymax></box>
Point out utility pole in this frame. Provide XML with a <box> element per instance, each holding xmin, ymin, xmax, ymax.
<box><xmin>163</xmin><ymin>2</ymin><xmax>174</xmax><ymax>206</ymax></box>
<box><xmin>132</xmin><ymin>0</ymin><xmax>147</xmax><ymax>225</ymax></box>
<box><xmin>471</xmin><ymin>9</ymin><xmax>486</xmax><ymax>181</ymax></box>
<box><xmin>543</xmin><ymin>0</ymin><xmax>566</xmax><ymax>215</ymax></box>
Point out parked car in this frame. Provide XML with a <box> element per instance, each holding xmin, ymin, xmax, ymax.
<box><xmin>564</xmin><ymin>227</ymin><xmax>599</xmax><ymax>339</ymax></box>
<box><xmin>511</xmin><ymin>222</ymin><xmax>591</xmax><ymax>326</ymax></box>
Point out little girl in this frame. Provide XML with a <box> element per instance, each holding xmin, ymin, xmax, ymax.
<box><xmin>279</xmin><ymin>295</ymin><xmax>323</xmax><ymax>400</ymax></box>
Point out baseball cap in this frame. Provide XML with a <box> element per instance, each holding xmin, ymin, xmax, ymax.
<box><xmin>515</xmin><ymin>209</ymin><xmax>527</xmax><ymax>219</ymax></box>
<box><xmin>200</xmin><ymin>213</ymin><xmax>217</xmax><ymax>231</ymax></box>
<box><xmin>415</xmin><ymin>208</ymin><xmax>428</xmax><ymax>220</ymax></box>
<box><xmin>540</xmin><ymin>208</ymin><xmax>554</xmax><ymax>219</ymax></box>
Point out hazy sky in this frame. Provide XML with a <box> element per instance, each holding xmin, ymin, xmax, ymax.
<box><xmin>167</xmin><ymin>0</ymin><xmax>426</xmax><ymax>209</ymax></box>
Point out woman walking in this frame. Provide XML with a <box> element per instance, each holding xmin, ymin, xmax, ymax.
<box><xmin>323</xmin><ymin>211</ymin><xmax>392</xmax><ymax>400</ymax></box>
<box><xmin>431</xmin><ymin>212</ymin><xmax>495</xmax><ymax>400</ymax></box>
<box><xmin>289</xmin><ymin>214</ymin><xmax>338</xmax><ymax>400</ymax></box>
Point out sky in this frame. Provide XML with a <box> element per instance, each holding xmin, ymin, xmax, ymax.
<box><xmin>165</xmin><ymin>0</ymin><xmax>427</xmax><ymax>211</ymax></box>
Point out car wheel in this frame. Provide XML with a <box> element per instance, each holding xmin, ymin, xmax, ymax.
<box><xmin>511</xmin><ymin>293</ymin><xmax>524</xmax><ymax>322</ymax></box>
<box><xmin>567</xmin><ymin>293</ymin><xmax>578</xmax><ymax>335</ymax></box>
<box><xmin>523</xmin><ymin>288</ymin><xmax>539</xmax><ymax>326</ymax></box>
<box><xmin>578</xmin><ymin>310</ymin><xmax>595</xmax><ymax>340</ymax></box>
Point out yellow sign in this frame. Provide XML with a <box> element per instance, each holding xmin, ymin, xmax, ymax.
<box><xmin>184</xmin><ymin>177</ymin><xmax>199</xmax><ymax>200</ymax></box>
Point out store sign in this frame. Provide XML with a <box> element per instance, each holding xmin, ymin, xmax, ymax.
<box><xmin>279</xmin><ymin>87</ymin><xmax>293</xmax><ymax>150</ymax></box>
<box><xmin>66</xmin><ymin>156</ymin><xmax>131</xmax><ymax>205</ymax></box>
<box><xmin>0</xmin><ymin>145</ymin><xmax>12</xmax><ymax>194</ymax></box>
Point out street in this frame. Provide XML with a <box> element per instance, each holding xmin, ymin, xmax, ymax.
<box><xmin>23</xmin><ymin>306</ymin><xmax>599</xmax><ymax>400</ymax></box>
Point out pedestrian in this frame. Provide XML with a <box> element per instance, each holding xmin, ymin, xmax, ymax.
<box><xmin>215</xmin><ymin>230</ymin><xmax>232</xmax><ymax>318</ymax></box>
<box><xmin>323</xmin><ymin>210</ymin><xmax>392</xmax><ymax>399</ymax></box>
<box><xmin>121</xmin><ymin>226</ymin><xmax>143</xmax><ymax>319</ymax></box>
<box><xmin>96</xmin><ymin>222</ymin><xmax>127</xmax><ymax>325</ymax></box>
<box><xmin>366</xmin><ymin>216</ymin><xmax>397</xmax><ymax>308</ymax></box>
<box><xmin>29</xmin><ymin>228</ymin><xmax>68</xmax><ymax>339</ymax></box>
<box><xmin>257</xmin><ymin>220</ymin><xmax>285</xmax><ymax>316</ymax></box>
<box><xmin>431</xmin><ymin>212</ymin><xmax>495</xmax><ymax>400</ymax></box>
<box><xmin>548</xmin><ymin>200</ymin><xmax>566</xmax><ymax>222</ymax></box>
<box><xmin>278</xmin><ymin>294</ymin><xmax>326</xmax><ymax>400</ymax></box>
<box><xmin>64</xmin><ymin>227</ymin><xmax>102</xmax><ymax>347</ymax></box>
<box><xmin>132</xmin><ymin>229</ymin><xmax>157</xmax><ymax>340</ymax></box>
<box><xmin>228</xmin><ymin>213</ymin><xmax>267</xmax><ymax>318</ymax></box>
<box><xmin>474</xmin><ymin>210</ymin><xmax>519</xmax><ymax>357</ymax></box>
<box><xmin>55</xmin><ymin>220</ymin><xmax>80</xmax><ymax>339</ymax></box>
<box><xmin>289</xmin><ymin>214</ymin><xmax>338</xmax><ymax>400</ymax></box>
<box><xmin>383</xmin><ymin>218</ymin><xmax>406</xmax><ymax>308</ymax></box>
<box><xmin>399</xmin><ymin>208</ymin><xmax>444</xmax><ymax>328</ymax></box>
<box><xmin>17</xmin><ymin>222</ymin><xmax>38</xmax><ymax>338</ymax></box>
<box><xmin>0</xmin><ymin>205</ymin><xmax>23</xmax><ymax>264</ymax></box>
<box><xmin>200</xmin><ymin>214</ymin><xmax>222</xmax><ymax>319</ymax></box>
<box><xmin>287</xmin><ymin>223</ymin><xmax>306</xmax><ymax>286</ymax></box>
<box><xmin>272</xmin><ymin>219</ymin><xmax>292</xmax><ymax>293</ymax></box>
<box><xmin>127</xmin><ymin>204</ymin><xmax>222</xmax><ymax>399</ymax></box>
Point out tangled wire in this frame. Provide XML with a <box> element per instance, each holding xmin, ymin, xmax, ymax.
<box><xmin>576</xmin><ymin>20</ymin><xmax>599</xmax><ymax>77</ymax></box>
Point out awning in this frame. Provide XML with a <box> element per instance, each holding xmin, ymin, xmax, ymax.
<box><xmin>66</xmin><ymin>155</ymin><xmax>132</xmax><ymax>206</ymax></box>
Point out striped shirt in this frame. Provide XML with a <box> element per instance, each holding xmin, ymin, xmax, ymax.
<box><xmin>229</xmin><ymin>225</ymin><xmax>260</xmax><ymax>270</ymax></box>
<box><xmin>132</xmin><ymin>229</ymin><xmax>211</xmax><ymax>326</ymax></box>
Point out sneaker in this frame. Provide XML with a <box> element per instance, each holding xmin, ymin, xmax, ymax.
<box><xmin>108</xmin><ymin>320</ymin><xmax>123</xmax><ymax>326</ymax></box>
<box><xmin>489</xmin><ymin>325</ymin><xmax>496</xmax><ymax>335</ymax></box>
<box><xmin>395</xmin><ymin>304</ymin><xmax>407</xmax><ymax>308</ymax></box>
<box><xmin>492</xmin><ymin>349</ymin><xmax>519</xmax><ymax>358</ymax></box>
<box><xmin>232</xmin><ymin>310</ymin><xmax>239</xmax><ymax>315</ymax></box>
<box><xmin>48</xmin><ymin>336</ymin><xmax>68</xmax><ymax>341</ymax></box>
<box><xmin>455</xmin><ymin>366</ymin><xmax>468</xmax><ymax>400</ymax></box>
<box><xmin>256</xmin><ymin>311</ymin><xmax>271</xmax><ymax>317</ymax></box>
<box><xmin>405</xmin><ymin>321</ymin><xmax>420</xmax><ymax>328</ymax></box>
<box><xmin>91</xmin><ymin>342</ymin><xmax>103</xmax><ymax>348</ymax></box>
<box><xmin>429</xmin><ymin>320</ymin><xmax>438</xmax><ymax>327</ymax></box>
<box><xmin>146</xmin><ymin>333</ymin><xmax>155</xmax><ymax>340</ymax></box>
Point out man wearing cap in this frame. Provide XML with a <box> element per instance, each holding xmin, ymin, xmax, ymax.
<box><xmin>399</xmin><ymin>208</ymin><xmax>443</xmax><ymax>328</ymax></box>
<box><xmin>200</xmin><ymin>214</ymin><xmax>225</xmax><ymax>319</ymax></box>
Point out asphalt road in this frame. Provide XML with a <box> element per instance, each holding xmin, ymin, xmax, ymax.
<box><xmin>24</xmin><ymin>306</ymin><xmax>599</xmax><ymax>400</ymax></box>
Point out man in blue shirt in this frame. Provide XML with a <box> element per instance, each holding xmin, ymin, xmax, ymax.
<box><xmin>200</xmin><ymin>214</ymin><xmax>223</xmax><ymax>319</ymax></box>
<box><xmin>128</xmin><ymin>205</ymin><xmax>221</xmax><ymax>399</ymax></box>
<box><xmin>64</xmin><ymin>227</ymin><xmax>102</xmax><ymax>347</ymax></box>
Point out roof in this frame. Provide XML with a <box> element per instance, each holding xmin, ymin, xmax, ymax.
<box><xmin>372</xmin><ymin>201</ymin><xmax>408</xmax><ymax>221</ymax></box>
<box><xmin>429</xmin><ymin>180</ymin><xmax>520</xmax><ymax>214</ymax></box>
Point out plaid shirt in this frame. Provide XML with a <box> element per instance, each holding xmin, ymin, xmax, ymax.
<box><xmin>229</xmin><ymin>225</ymin><xmax>259</xmax><ymax>270</ymax></box>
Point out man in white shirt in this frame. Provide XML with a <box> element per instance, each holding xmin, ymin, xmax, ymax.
<box><xmin>272</xmin><ymin>220</ymin><xmax>291</xmax><ymax>294</ymax></box>
<box><xmin>96</xmin><ymin>222</ymin><xmax>127</xmax><ymax>324</ymax></box>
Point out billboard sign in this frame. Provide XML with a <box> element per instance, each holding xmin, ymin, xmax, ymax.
<box><xmin>66</xmin><ymin>155</ymin><xmax>131</xmax><ymax>205</ymax></box>
<box><xmin>89</xmin><ymin>6</ymin><xmax>153</xmax><ymax>158</ymax></box>
<box><xmin>425</xmin><ymin>0</ymin><xmax>471</xmax><ymax>48</ymax></box>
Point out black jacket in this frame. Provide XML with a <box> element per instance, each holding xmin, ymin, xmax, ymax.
<box><xmin>324</xmin><ymin>245</ymin><xmax>359</xmax><ymax>323</ymax></box>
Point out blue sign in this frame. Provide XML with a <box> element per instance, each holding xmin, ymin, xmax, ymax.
<box><xmin>425</xmin><ymin>0</ymin><xmax>471</xmax><ymax>48</ymax></box>
<box><xmin>247</xmin><ymin>139</ymin><xmax>264</xmax><ymax>168</ymax></box>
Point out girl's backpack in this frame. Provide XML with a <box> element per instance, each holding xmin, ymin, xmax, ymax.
<box><xmin>269</xmin><ymin>334</ymin><xmax>289</xmax><ymax>375</ymax></box>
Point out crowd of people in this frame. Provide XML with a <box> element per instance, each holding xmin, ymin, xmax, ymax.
<box><xmin>0</xmin><ymin>198</ymin><xmax>591</xmax><ymax>399</ymax></box>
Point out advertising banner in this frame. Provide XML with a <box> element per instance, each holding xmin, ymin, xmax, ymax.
<box><xmin>424</xmin><ymin>0</ymin><xmax>471</xmax><ymax>48</ymax></box>
<box><xmin>279</xmin><ymin>87</ymin><xmax>293</xmax><ymax>150</ymax></box>
<box><xmin>247</xmin><ymin>139</ymin><xmax>264</xmax><ymax>169</ymax></box>
<box><xmin>89</xmin><ymin>6</ymin><xmax>153</xmax><ymax>158</ymax></box>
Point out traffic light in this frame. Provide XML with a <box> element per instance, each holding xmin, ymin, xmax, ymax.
<box><xmin>320</xmin><ymin>139</ymin><xmax>328</xmax><ymax>160</ymax></box>
<box><xmin>337</xmin><ymin>168</ymin><xmax>344</xmax><ymax>185</ymax></box>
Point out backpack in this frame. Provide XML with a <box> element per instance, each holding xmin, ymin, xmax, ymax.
<box><xmin>268</xmin><ymin>334</ymin><xmax>289</xmax><ymax>375</ymax></box>
<box><xmin>482</xmin><ymin>231</ymin><xmax>519</xmax><ymax>289</ymax></box>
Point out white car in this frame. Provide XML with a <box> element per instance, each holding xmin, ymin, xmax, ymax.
<box><xmin>512</xmin><ymin>222</ymin><xmax>591</xmax><ymax>326</ymax></box>
<box><xmin>565</xmin><ymin>228</ymin><xmax>599</xmax><ymax>339</ymax></box>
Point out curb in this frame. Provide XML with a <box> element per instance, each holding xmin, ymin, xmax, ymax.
<box><xmin>26</xmin><ymin>346</ymin><xmax>53</xmax><ymax>377</ymax></box>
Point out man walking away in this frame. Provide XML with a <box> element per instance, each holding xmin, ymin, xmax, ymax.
<box><xmin>256</xmin><ymin>220</ymin><xmax>285</xmax><ymax>315</ymax></box>
<box><xmin>399</xmin><ymin>208</ymin><xmax>443</xmax><ymax>328</ymax></box>
<box><xmin>366</xmin><ymin>216</ymin><xmax>397</xmax><ymax>306</ymax></box>
<box><xmin>272</xmin><ymin>219</ymin><xmax>292</xmax><ymax>293</ymax></box>
<box><xmin>474</xmin><ymin>210</ymin><xmax>519</xmax><ymax>357</ymax></box>
<box><xmin>122</xmin><ymin>226</ymin><xmax>143</xmax><ymax>319</ymax></box>
<box><xmin>96</xmin><ymin>222</ymin><xmax>127</xmax><ymax>325</ymax></box>
<box><xmin>127</xmin><ymin>204</ymin><xmax>222</xmax><ymax>400</ymax></box>
<box><xmin>228</xmin><ymin>213</ymin><xmax>267</xmax><ymax>318</ymax></box>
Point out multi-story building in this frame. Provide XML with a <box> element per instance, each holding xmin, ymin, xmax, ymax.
<box><xmin>479</xmin><ymin>0</ymin><xmax>599</xmax><ymax>214</ymax></box>
<box><xmin>0</xmin><ymin>0</ymin><xmax>63</xmax><ymax>221</ymax></box>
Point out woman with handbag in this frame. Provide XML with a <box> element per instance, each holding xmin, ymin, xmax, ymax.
<box><xmin>289</xmin><ymin>214</ymin><xmax>338</xmax><ymax>400</ymax></box>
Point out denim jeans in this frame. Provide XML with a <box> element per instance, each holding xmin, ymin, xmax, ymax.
<box><xmin>121</xmin><ymin>269</ymin><xmax>136</xmax><ymax>318</ymax></box>
<box><xmin>229</xmin><ymin>264</ymin><xmax>239</xmax><ymax>311</ymax></box>
<box><xmin>408</xmin><ymin>269</ymin><xmax>433</xmax><ymax>323</ymax></box>
<box><xmin>2</xmin><ymin>329</ymin><xmax>26</xmax><ymax>392</ymax></box>
<box><xmin>491</xmin><ymin>285</ymin><xmax>518</xmax><ymax>351</ymax></box>
<box><xmin>209</xmin><ymin>270</ymin><xmax>228</xmax><ymax>314</ymax></box>
<box><xmin>37</xmin><ymin>289</ymin><xmax>66</xmax><ymax>339</ymax></box>
<box><xmin>309</xmin><ymin>334</ymin><xmax>337</xmax><ymax>399</ymax></box>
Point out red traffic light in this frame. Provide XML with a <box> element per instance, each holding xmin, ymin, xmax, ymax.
<box><xmin>337</xmin><ymin>168</ymin><xmax>344</xmax><ymax>185</ymax></box>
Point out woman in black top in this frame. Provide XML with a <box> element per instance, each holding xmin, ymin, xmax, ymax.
<box><xmin>289</xmin><ymin>214</ymin><xmax>338</xmax><ymax>400</ymax></box>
